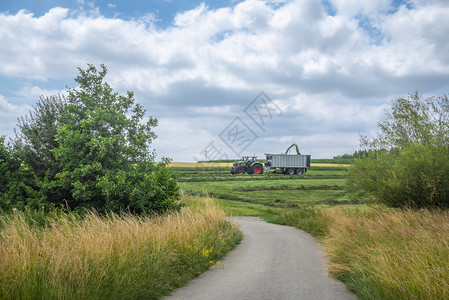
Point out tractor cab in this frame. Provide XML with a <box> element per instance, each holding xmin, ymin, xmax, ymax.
<box><xmin>230</xmin><ymin>156</ymin><xmax>263</xmax><ymax>175</ymax></box>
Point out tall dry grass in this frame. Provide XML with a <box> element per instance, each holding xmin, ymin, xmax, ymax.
<box><xmin>278</xmin><ymin>205</ymin><xmax>449</xmax><ymax>299</ymax></box>
<box><xmin>0</xmin><ymin>197</ymin><xmax>242</xmax><ymax>300</ymax></box>
<box><xmin>324</xmin><ymin>206</ymin><xmax>449</xmax><ymax>299</ymax></box>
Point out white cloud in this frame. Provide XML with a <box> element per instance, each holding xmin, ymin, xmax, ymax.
<box><xmin>174</xmin><ymin>3</ymin><xmax>208</xmax><ymax>27</ymax></box>
<box><xmin>0</xmin><ymin>0</ymin><xmax>448</xmax><ymax>160</ymax></box>
<box><xmin>16</xmin><ymin>85</ymin><xmax>67</xmax><ymax>100</ymax></box>
<box><xmin>379</xmin><ymin>4</ymin><xmax>449</xmax><ymax>75</ymax></box>
<box><xmin>1</xmin><ymin>0</ymin><xmax>448</xmax><ymax>97</ymax></box>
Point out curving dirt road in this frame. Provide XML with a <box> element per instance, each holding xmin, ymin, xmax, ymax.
<box><xmin>166</xmin><ymin>217</ymin><xmax>356</xmax><ymax>300</ymax></box>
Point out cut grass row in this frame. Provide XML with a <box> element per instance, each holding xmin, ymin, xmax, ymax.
<box><xmin>178</xmin><ymin>168</ymin><xmax>351</xmax><ymax>208</ymax></box>
<box><xmin>185</xmin><ymin>190</ymin><xmax>356</xmax><ymax>208</ymax></box>
<box><xmin>0</xmin><ymin>197</ymin><xmax>242</xmax><ymax>300</ymax></box>
<box><xmin>177</xmin><ymin>174</ymin><xmax>347</xmax><ymax>182</ymax></box>
<box><xmin>169</xmin><ymin>162</ymin><xmax>350</xmax><ymax>168</ymax></box>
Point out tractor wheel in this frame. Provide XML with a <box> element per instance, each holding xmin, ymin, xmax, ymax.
<box><xmin>287</xmin><ymin>168</ymin><xmax>295</xmax><ymax>175</ymax></box>
<box><xmin>236</xmin><ymin>166</ymin><xmax>245</xmax><ymax>175</ymax></box>
<box><xmin>252</xmin><ymin>163</ymin><xmax>264</xmax><ymax>174</ymax></box>
<box><xmin>230</xmin><ymin>168</ymin><xmax>235</xmax><ymax>175</ymax></box>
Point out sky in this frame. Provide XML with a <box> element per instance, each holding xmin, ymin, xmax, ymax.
<box><xmin>1</xmin><ymin>0</ymin><xmax>449</xmax><ymax>161</ymax></box>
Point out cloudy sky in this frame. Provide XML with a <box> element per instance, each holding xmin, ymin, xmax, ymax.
<box><xmin>1</xmin><ymin>0</ymin><xmax>449</xmax><ymax>161</ymax></box>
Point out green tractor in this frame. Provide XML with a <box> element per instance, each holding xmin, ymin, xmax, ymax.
<box><xmin>230</xmin><ymin>156</ymin><xmax>264</xmax><ymax>175</ymax></box>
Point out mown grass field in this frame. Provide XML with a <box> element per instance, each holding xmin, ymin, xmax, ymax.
<box><xmin>170</xmin><ymin>162</ymin><xmax>350</xmax><ymax>168</ymax></box>
<box><xmin>173</xmin><ymin>162</ymin><xmax>449</xmax><ymax>300</ymax></box>
<box><xmin>174</xmin><ymin>164</ymin><xmax>356</xmax><ymax>211</ymax></box>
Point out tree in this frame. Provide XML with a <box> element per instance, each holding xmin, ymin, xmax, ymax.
<box><xmin>350</xmin><ymin>92</ymin><xmax>449</xmax><ymax>209</ymax></box>
<box><xmin>2</xmin><ymin>64</ymin><xmax>179</xmax><ymax>214</ymax></box>
<box><xmin>51</xmin><ymin>64</ymin><xmax>179</xmax><ymax>213</ymax></box>
<box><xmin>14</xmin><ymin>95</ymin><xmax>65</xmax><ymax>179</ymax></box>
<box><xmin>361</xmin><ymin>92</ymin><xmax>449</xmax><ymax>150</ymax></box>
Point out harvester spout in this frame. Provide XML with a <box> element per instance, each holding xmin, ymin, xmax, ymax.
<box><xmin>285</xmin><ymin>143</ymin><xmax>301</xmax><ymax>155</ymax></box>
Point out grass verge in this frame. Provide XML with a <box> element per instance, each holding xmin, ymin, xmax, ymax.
<box><xmin>0</xmin><ymin>196</ymin><xmax>242</xmax><ymax>300</ymax></box>
<box><xmin>276</xmin><ymin>205</ymin><xmax>449</xmax><ymax>299</ymax></box>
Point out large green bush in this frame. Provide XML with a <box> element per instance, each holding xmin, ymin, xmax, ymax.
<box><xmin>1</xmin><ymin>64</ymin><xmax>180</xmax><ymax>214</ymax></box>
<box><xmin>350</xmin><ymin>92</ymin><xmax>449</xmax><ymax>208</ymax></box>
<box><xmin>349</xmin><ymin>144</ymin><xmax>449</xmax><ymax>208</ymax></box>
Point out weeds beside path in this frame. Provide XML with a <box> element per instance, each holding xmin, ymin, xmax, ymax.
<box><xmin>277</xmin><ymin>206</ymin><xmax>449</xmax><ymax>299</ymax></box>
<box><xmin>0</xmin><ymin>197</ymin><xmax>242</xmax><ymax>300</ymax></box>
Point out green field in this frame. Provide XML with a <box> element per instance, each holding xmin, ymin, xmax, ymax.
<box><xmin>174</xmin><ymin>165</ymin><xmax>358</xmax><ymax>215</ymax></box>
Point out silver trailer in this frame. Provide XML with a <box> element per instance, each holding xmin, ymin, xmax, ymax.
<box><xmin>264</xmin><ymin>153</ymin><xmax>311</xmax><ymax>175</ymax></box>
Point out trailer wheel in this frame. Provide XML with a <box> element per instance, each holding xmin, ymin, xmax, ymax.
<box><xmin>236</xmin><ymin>166</ymin><xmax>244</xmax><ymax>174</ymax></box>
<box><xmin>296</xmin><ymin>168</ymin><xmax>304</xmax><ymax>175</ymax></box>
<box><xmin>287</xmin><ymin>168</ymin><xmax>295</xmax><ymax>175</ymax></box>
<box><xmin>252</xmin><ymin>163</ymin><xmax>264</xmax><ymax>174</ymax></box>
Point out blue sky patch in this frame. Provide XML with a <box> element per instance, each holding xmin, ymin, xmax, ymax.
<box><xmin>321</xmin><ymin>0</ymin><xmax>336</xmax><ymax>16</ymax></box>
<box><xmin>356</xmin><ymin>14</ymin><xmax>384</xmax><ymax>45</ymax></box>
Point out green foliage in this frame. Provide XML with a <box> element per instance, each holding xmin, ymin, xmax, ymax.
<box><xmin>7</xmin><ymin>95</ymin><xmax>67</xmax><ymax>210</ymax></box>
<box><xmin>350</xmin><ymin>144</ymin><xmax>449</xmax><ymax>208</ymax></box>
<box><xmin>0</xmin><ymin>136</ymin><xmax>13</xmax><ymax>194</ymax></box>
<box><xmin>332</xmin><ymin>149</ymin><xmax>379</xmax><ymax>162</ymax></box>
<box><xmin>14</xmin><ymin>95</ymin><xmax>65</xmax><ymax>179</ymax></box>
<box><xmin>49</xmin><ymin>64</ymin><xmax>179</xmax><ymax>214</ymax></box>
<box><xmin>1</xmin><ymin>64</ymin><xmax>180</xmax><ymax>214</ymax></box>
<box><xmin>350</xmin><ymin>92</ymin><xmax>449</xmax><ymax>208</ymax></box>
<box><xmin>0</xmin><ymin>136</ymin><xmax>47</xmax><ymax>211</ymax></box>
<box><xmin>362</xmin><ymin>92</ymin><xmax>449</xmax><ymax>150</ymax></box>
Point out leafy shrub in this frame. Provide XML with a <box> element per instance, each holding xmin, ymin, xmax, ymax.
<box><xmin>350</xmin><ymin>92</ymin><xmax>449</xmax><ymax>208</ymax></box>
<box><xmin>350</xmin><ymin>144</ymin><xmax>449</xmax><ymax>208</ymax></box>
